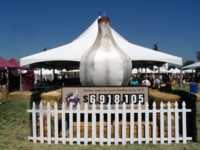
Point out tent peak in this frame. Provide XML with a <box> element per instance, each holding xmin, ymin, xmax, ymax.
<box><xmin>98</xmin><ymin>15</ymin><xmax>111</xmax><ymax>24</ymax></box>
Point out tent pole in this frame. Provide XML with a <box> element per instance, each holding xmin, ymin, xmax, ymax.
<box><xmin>180</xmin><ymin>69</ymin><xmax>183</xmax><ymax>88</ymax></box>
<box><xmin>20</xmin><ymin>69</ymin><xmax>22</xmax><ymax>91</ymax></box>
<box><xmin>145</xmin><ymin>67</ymin><xmax>147</xmax><ymax>77</ymax></box>
<box><xmin>53</xmin><ymin>69</ymin><xmax>55</xmax><ymax>79</ymax></box>
<box><xmin>5</xmin><ymin>67</ymin><xmax>9</xmax><ymax>98</ymax></box>
<box><xmin>40</xmin><ymin>68</ymin><xmax>42</xmax><ymax>81</ymax></box>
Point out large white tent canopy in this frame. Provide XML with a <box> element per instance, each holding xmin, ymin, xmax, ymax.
<box><xmin>20</xmin><ymin>17</ymin><xmax>182</xmax><ymax>67</ymax></box>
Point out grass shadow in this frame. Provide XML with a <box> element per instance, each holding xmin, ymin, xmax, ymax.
<box><xmin>160</xmin><ymin>88</ymin><xmax>197</xmax><ymax>142</ymax></box>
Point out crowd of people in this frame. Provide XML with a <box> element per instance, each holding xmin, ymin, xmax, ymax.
<box><xmin>34</xmin><ymin>74</ymin><xmax>80</xmax><ymax>90</ymax></box>
<box><xmin>129</xmin><ymin>73</ymin><xmax>196</xmax><ymax>89</ymax></box>
<box><xmin>0</xmin><ymin>71</ymin><xmax>7</xmax><ymax>87</ymax></box>
<box><xmin>130</xmin><ymin>74</ymin><xmax>161</xmax><ymax>88</ymax></box>
<box><xmin>0</xmin><ymin>68</ymin><xmax>195</xmax><ymax>91</ymax></box>
<box><xmin>0</xmin><ymin>70</ymin><xmax>20</xmax><ymax>91</ymax></box>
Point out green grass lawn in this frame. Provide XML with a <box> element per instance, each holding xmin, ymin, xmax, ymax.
<box><xmin>0</xmin><ymin>99</ymin><xmax>200</xmax><ymax>150</ymax></box>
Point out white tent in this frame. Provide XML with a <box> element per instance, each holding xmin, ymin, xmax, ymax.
<box><xmin>182</xmin><ymin>69</ymin><xmax>195</xmax><ymax>73</ymax></box>
<box><xmin>182</xmin><ymin>62</ymin><xmax>200</xmax><ymax>70</ymax></box>
<box><xmin>168</xmin><ymin>68</ymin><xmax>181</xmax><ymax>74</ymax></box>
<box><xmin>131</xmin><ymin>68</ymin><xmax>154</xmax><ymax>74</ymax></box>
<box><xmin>20</xmin><ymin>17</ymin><xmax>182</xmax><ymax>67</ymax></box>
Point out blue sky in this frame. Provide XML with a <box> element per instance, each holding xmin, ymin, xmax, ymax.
<box><xmin>0</xmin><ymin>0</ymin><xmax>199</xmax><ymax>61</ymax></box>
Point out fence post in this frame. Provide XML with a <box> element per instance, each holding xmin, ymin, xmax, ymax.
<box><xmin>61</xmin><ymin>102</ymin><xmax>66</xmax><ymax>144</ymax></box>
<box><xmin>92</xmin><ymin>103</ymin><xmax>96</xmax><ymax>145</ymax></box>
<box><xmin>152</xmin><ymin>102</ymin><xmax>157</xmax><ymax>144</ymax></box>
<box><xmin>182</xmin><ymin>102</ymin><xmax>187</xmax><ymax>144</ymax></box>
<box><xmin>160</xmin><ymin>102</ymin><xmax>164</xmax><ymax>144</ymax></box>
<box><xmin>76</xmin><ymin>103</ymin><xmax>80</xmax><ymax>144</ymax></box>
<box><xmin>114</xmin><ymin>103</ymin><xmax>119</xmax><ymax>145</ymax></box>
<box><xmin>39</xmin><ymin>102</ymin><xmax>44</xmax><ymax>143</ymax></box>
<box><xmin>54</xmin><ymin>102</ymin><xmax>58</xmax><ymax>144</ymax></box>
<box><xmin>107</xmin><ymin>103</ymin><xmax>111</xmax><ymax>145</ymax></box>
<box><xmin>145</xmin><ymin>102</ymin><xmax>149</xmax><ymax>144</ymax></box>
<box><xmin>122</xmin><ymin>102</ymin><xmax>127</xmax><ymax>145</ymax></box>
<box><xmin>84</xmin><ymin>103</ymin><xmax>88</xmax><ymax>145</ymax></box>
<box><xmin>47</xmin><ymin>102</ymin><xmax>51</xmax><ymax>144</ymax></box>
<box><xmin>32</xmin><ymin>102</ymin><xmax>37</xmax><ymax>143</ymax></box>
<box><xmin>130</xmin><ymin>102</ymin><xmax>134</xmax><ymax>144</ymax></box>
<box><xmin>175</xmin><ymin>102</ymin><xmax>179</xmax><ymax>143</ymax></box>
<box><xmin>69</xmin><ymin>103</ymin><xmax>73</xmax><ymax>145</ymax></box>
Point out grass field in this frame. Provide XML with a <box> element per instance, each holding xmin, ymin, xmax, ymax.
<box><xmin>0</xmin><ymin>98</ymin><xmax>200</xmax><ymax>150</ymax></box>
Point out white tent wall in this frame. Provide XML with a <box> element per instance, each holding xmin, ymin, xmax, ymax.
<box><xmin>34</xmin><ymin>69</ymin><xmax>61</xmax><ymax>83</ymax></box>
<box><xmin>20</xmin><ymin>17</ymin><xmax>182</xmax><ymax>67</ymax></box>
<box><xmin>131</xmin><ymin>64</ymin><xmax>186</xmax><ymax>74</ymax></box>
<box><xmin>34</xmin><ymin>68</ymin><xmax>80</xmax><ymax>83</ymax></box>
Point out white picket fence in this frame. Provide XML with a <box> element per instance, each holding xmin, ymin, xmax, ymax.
<box><xmin>28</xmin><ymin>101</ymin><xmax>192</xmax><ymax>145</ymax></box>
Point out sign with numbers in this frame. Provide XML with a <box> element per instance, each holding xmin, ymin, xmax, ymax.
<box><xmin>62</xmin><ymin>87</ymin><xmax>148</xmax><ymax>109</ymax></box>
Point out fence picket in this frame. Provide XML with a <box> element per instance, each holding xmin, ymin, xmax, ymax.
<box><xmin>54</xmin><ymin>102</ymin><xmax>58</xmax><ymax>144</ymax></box>
<box><xmin>160</xmin><ymin>102</ymin><xmax>164</xmax><ymax>144</ymax></box>
<box><xmin>145</xmin><ymin>102</ymin><xmax>149</xmax><ymax>144</ymax></box>
<box><xmin>32</xmin><ymin>102</ymin><xmax>37</xmax><ymax>143</ymax></box>
<box><xmin>99</xmin><ymin>103</ymin><xmax>104</xmax><ymax>145</ymax></box>
<box><xmin>138</xmin><ymin>102</ymin><xmax>142</xmax><ymax>144</ymax></box>
<box><xmin>69</xmin><ymin>103</ymin><xmax>73</xmax><ymax>145</ymax></box>
<box><xmin>175</xmin><ymin>102</ymin><xmax>179</xmax><ymax>143</ymax></box>
<box><xmin>61</xmin><ymin>102</ymin><xmax>66</xmax><ymax>144</ymax></box>
<box><xmin>39</xmin><ymin>102</ymin><xmax>44</xmax><ymax>143</ymax></box>
<box><xmin>122</xmin><ymin>103</ymin><xmax>126</xmax><ymax>145</ymax></box>
<box><xmin>167</xmin><ymin>102</ymin><xmax>172</xmax><ymax>144</ymax></box>
<box><xmin>92</xmin><ymin>103</ymin><xmax>96</xmax><ymax>145</ymax></box>
<box><xmin>130</xmin><ymin>102</ymin><xmax>134</xmax><ymax>144</ymax></box>
<box><xmin>114</xmin><ymin>103</ymin><xmax>119</xmax><ymax>145</ymax></box>
<box><xmin>76</xmin><ymin>103</ymin><xmax>80</xmax><ymax>144</ymax></box>
<box><xmin>152</xmin><ymin>102</ymin><xmax>157</xmax><ymax>144</ymax></box>
<box><xmin>84</xmin><ymin>103</ymin><xmax>88</xmax><ymax>145</ymax></box>
<box><xmin>47</xmin><ymin>102</ymin><xmax>51</xmax><ymax>144</ymax></box>
<box><xmin>182</xmin><ymin>102</ymin><xmax>187</xmax><ymax>144</ymax></box>
<box><xmin>107</xmin><ymin>103</ymin><xmax>111</xmax><ymax>145</ymax></box>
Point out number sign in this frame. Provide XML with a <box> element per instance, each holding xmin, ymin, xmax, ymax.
<box><xmin>62</xmin><ymin>87</ymin><xmax>148</xmax><ymax>109</ymax></box>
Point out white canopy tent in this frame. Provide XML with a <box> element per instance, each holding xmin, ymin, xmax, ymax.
<box><xmin>182</xmin><ymin>62</ymin><xmax>200</xmax><ymax>70</ymax></box>
<box><xmin>20</xmin><ymin>17</ymin><xmax>182</xmax><ymax>67</ymax></box>
<box><xmin>131</xmin><ymin>68</ymin><xmax>154</xmax><ymax>74</ymax></box>
<box><xmin>168</xmin><ymin>68</ymin><xmax>181</xmax><ymax>74</ymax></box>
<box><xmin>182</xmin><ymin>69</ymin><xmax>195</xmax><ymax>73</ymax></box>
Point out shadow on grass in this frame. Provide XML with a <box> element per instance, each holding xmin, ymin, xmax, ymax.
<box><xmin>160</xmin><ymin>88</ymin><xmax>197</xmax><ymax>142</ymax></box>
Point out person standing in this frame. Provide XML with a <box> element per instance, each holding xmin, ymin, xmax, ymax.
<box><xmin>153</xmin><ymin>76</ymin><xmax>161</xmax><ymax>89</ymax></box>
<box><xmin>130</xmin><ymin>76</ymin><xmax>139</xmax><ymax>87</ymax></box>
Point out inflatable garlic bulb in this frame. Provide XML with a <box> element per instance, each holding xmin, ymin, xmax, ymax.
<box><xmin>80</xmin><ymin>16</ymin><xmax>132</xmax><ymax>86</ymax></box>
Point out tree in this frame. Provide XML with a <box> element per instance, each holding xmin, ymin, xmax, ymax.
<box><xmin>153</xmin><ymin>44</ymin><xmax>159</xmax><ymax>51</ymax></box>
<box><xmin>183</xmin><ymin>60</ymin><xmax>195</xmax><ymax>66</ymax></box>
<box><xmin>42</xmin><ymin>48</ymin><xmax>48</xmax><ymax>51</ymax></box>
<box><xmin>196</xmin><ymin>51</ymin><xmax>200</xmax><ymax>61</ymax></box>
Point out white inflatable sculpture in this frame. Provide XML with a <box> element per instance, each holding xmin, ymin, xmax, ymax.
<box><xmin>80</xmin><ymin>16</ymin><xmax>132</xmax><ymax>86</ymax></box>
